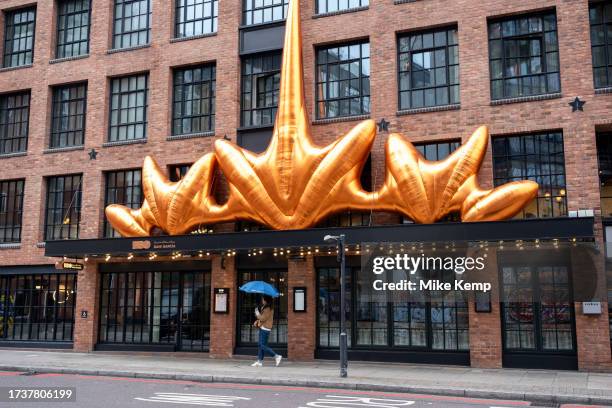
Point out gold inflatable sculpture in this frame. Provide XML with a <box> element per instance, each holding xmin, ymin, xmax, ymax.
<box><xmin>105</xmin><ymin>0</ymin><xmax>538</xmax><ymax>237</ymax></box>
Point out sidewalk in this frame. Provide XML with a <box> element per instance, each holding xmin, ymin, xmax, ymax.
<box><xmin>1</xmin><ymin>349</ymin><xmax>612</xmax><ymax>405</ymax></box>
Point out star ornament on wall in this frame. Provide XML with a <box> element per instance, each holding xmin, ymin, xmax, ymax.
<box><xmin>569</xmin><ymin>97</ymin><xmax>586</xmax><ymax>112</ymax></box>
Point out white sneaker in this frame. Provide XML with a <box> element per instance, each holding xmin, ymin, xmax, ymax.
<box><xmin>251</xmin><ymin>360</ymin><xmax>262</xmax><ymax>367</ymax></box>
<box><xmin>275</xmin><ymin>355</ymin><xmax>282</xmax><ymax>367</ymax></box>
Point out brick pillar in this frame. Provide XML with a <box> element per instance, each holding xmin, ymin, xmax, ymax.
<box><xmin>209</xmin><ymin>255</ymin><xmax>237</xmax><ymax>358</ymax></box>
<box><xmin>575</xmin><ymin>302</ymin><xmax>612</xmax><ymax>372</ymax></box>
<box><xmin>73</xmin><ymin>261</ymin><xmax>99</xmax><ymax>352</ymax></box>
<box><xmin>468</xmin><ymin>249</ymin><xmax>503</xmax><ymax>368</ymax></box>
<box><xmin>287</xmin><ymin>255</ymin><xmax>316</xmax><ymax>361</ymax></box>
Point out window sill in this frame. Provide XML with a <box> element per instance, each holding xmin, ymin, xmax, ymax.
<box><xmin>43</xmin><ymin>145</ymin><xmax>85</xmax><ymax>154</ymax></box>
<box><xmin>49</xmin><ymin>54</ymin><xmax>89</xmax><ymax>64</ymax></box>
<box><xmin>170</xmin><ymin>32</ymin><xmax>217</xmax><ymax>43</ymax></box>
<box><xmin>312</xmin><ymin>114</ymin><xmax>370</xmax><ymax>125</ymax></box>
<box><xmin>397</xmin><ymin>104</ymin><xmax>460</xmax><ymax>116</ymax></box>
<box><xmin>107</xmin><ymin>44</ymin><xmax>151</xmax><ymax>54</ymax></box>
<box><xmin>595</xmin><ymin>86</ymin><xmax>612</xmax><ymax>95</ymax></box>
<box><xmin>313</xmin><ymin>6</ymin><xmax>369</xmax><ymax>18</ymax></box>
<box><xmin>239</xmin><ymin>20</ymin><xmax>286</xmax><ymax>31</ymax></box>
<box><xmin>490</xmin><ymin>92</ymin><xmax>562</xmax><ymax>106</ymax></box>
<box><xmin>36</xmin><ymin>242</ymin><xmax>46</xmax><ymax>248</ymax></box>
<box><xmin>167</xmin><ymin>131</ymin><xmax>215</xmax><ymax>141</ymax></box>
<box><xmin>394</xmin><ymin>0</ymin><xmax>420</xmax><ymax>4</ymax></box>
<box><xmin>237</xmin><ymin>124</ymin><xmax>274</xmax><ymax>132</ymax></box>
<box><xmin>0</xmin><ymin>151</ymin><xmax>27</xmax><ymax>159</ymax></box>
<box><xmin>0</xmin><ymin>63</ymin><xmax>33</xmax><ymax>73</ymax></box>
<box><xmin>102</xmin><ymin>138</ymin><xmax>147</xmax><ymax>148</ymax></box>
<box><xmin>0</xmin><ymin>243</ymin><xmax>20</xmax><ymax>250</ymax></box>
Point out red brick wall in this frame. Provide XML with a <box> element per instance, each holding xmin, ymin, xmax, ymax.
<box><xmin>73</xmin><ymin>260</ymin><xmax>100</xmax><ymax>352</ymax></box>
<box><xmin>0</xmin><ymin>0</ymin><xmax>610</xmax><ymax>369</ymax></box>
<box><xmin>287</xmin><ymin>255</ymin><xmax>316</xmax><ymax>360</ymax></box>
<box><xmin>209</xmin><ymin>255</ymin><xmax>237</xmax><ymax>358</ymax></box>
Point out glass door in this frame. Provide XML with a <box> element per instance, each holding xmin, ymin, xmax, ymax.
<box><xmin>177</xmin><ymin>271</ymin><xmax>211</xmax><ymax>351</ymax></box>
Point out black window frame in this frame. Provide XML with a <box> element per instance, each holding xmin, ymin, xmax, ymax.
<box><xmin>316</xmin><ymin>0</ymin><xmax>368</xmax><ymax>15</ymax></box>
<box><xmin>172</xmin><ymin>64</ymin><xmax>216</xmax><ymax>136</ymax></box>
<box><xmin>597</xmin><ymin>132</ymin><xmax>612</xmax><ymax>218</ymax></box>
<box><xmin>44</xmin><ymin>174</ymin><xmax>82</xmax><ymax>241</ymax></box>
<box><xmin>0</xmin><ymin>91</ymin><xmax>30</xmax><ymax>155</ymax></box>
<box><xmin>398</xmin><ymin>26</ymin><xmax>460</xmax><ymax>110</ymax></box>
<box><xmin>175</xmin><ymin>0</ymin><xmax>218</xmax><ymax>38</ymax></box>
<box><xmin>103</xmin><ymin>169</ymin><xmax>143</xmax><ymax>238</ymax></box>
<box><xmin>168</xmin><ymin>164</ymin><xmax>192</xmax><ymax>182</ymax></box>
<box><xmin>590</xmin><ymin>1</ymin><xmax>612</xmax><ymax>89</ymax></box>
<box><xmin>108</xmin><ymin>73</ymin><xmax>149</xmax><ymax>142</ymax></box>
<box><xmin>242</xmin><ymin>0</ymin><xmax>289</xmax><ymax>26</ymax></box>
<box><xmin>0</xmin><ymin>272</ymin><xmax>77</xmax><ymax>343</ymax></box>
<box><xmin>0</xmin><ymin>178</ymin><xmax>24</xmax><ymax>243</ymax></box>
<box><xmin>488</xmin><ymin>10</ymin><xmax>561</xmax><ymax>101</ymax></box>
<box><xmin>112</xmin><ymin>0</ymin><xmax>151</xmax><ymax>50</ymax></box>
<box><xmin>240</xmin><ymin>52</ymin><xmax>282</xmax><ymax>128</ymax></box>
<box><xmin>2</xmin><ymin>6</ymin><xmax>36</xmax><ymax>68</ymax></box>
<box><xmin>56</xmin><ymin>0</ymin><xmax>91</xmax><ymax>59</ymax></box>
<box><xmin>50</xmin><ymin>82</ymin><xmax>87</xmax><ymax>149</ymax></box>
<box><xmin>316</xmin><ymin>40</ymin><xmax>371</xmax><ymax>120</ymax></box>
<box><xmin>492</xmin><ymin>131</ymin><xmax>567</xmax><ymax>219</ymax></box>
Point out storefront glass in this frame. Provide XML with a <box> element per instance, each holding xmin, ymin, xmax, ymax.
<box><xmin>0</xmin><ymin>273</ymin><xmax>76</xmax><ymax>342</ymax></box>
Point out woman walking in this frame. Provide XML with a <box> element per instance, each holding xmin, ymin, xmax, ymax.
<box><xmin>251</xmin><ymin>295</ymin><xmax>282</xmax><ymax>367</ymax></box>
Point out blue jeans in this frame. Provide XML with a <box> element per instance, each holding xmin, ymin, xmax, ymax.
<box><xmin>258</xmin><ymin>329</ymin><xmax>278</xmax><ymax>361</ymax></box>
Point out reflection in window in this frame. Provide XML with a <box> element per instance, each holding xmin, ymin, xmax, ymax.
<box><xmin>243</xmin><ymin>0</ymin><xmax>289</xmax><ymax>26</ymax></box>
<box><xmin>492</xmin><ymin>132</ymin><xmax>567</xmax><ymax>218</ymax></box>
<box><xmin>0</xmin><ymin>91</ymin><xmax>30</xmax><ymax>155</ymax></box>
<box><xmin>590</xmin><ymin>2</ymin><xmax>612</xmax><ymax>89</ymax></box>
<box><xmin>50</xmin><ymin>83</ymin><xmax>87</xmax><ymax>148</ymax></box>
<box><xmin>56</xmin><ymin>0</ymin><xmax>91</xmax><ymax>58</ymax></box>
<box><xmin>168</xmin><ymin>164</ymin><xmax>192</xmax><ymax>181</ymax></box>
<box><xmin>488</xmin><ymin>11</ymin><xmax>560</xmax><ymax>100</ymax></box>
<box><xmin>3</xmin><ymin>7</ymin><xmax>36</xmax><ymax>68</ymax></box>
<box><xmin>175</xmin><ymin>0</ymin><xmax>218</xmax><ymax>38</ymax></box>
<box><xmin>44</xmin><ymin>174</ymin><xmax>82</xmax><ymax>240</ymax></box>
<box><xmin>241</xmin><ymin>53</ymin><xmax>281</xmax><ymax>127</ymax></box>
<box><xmin>109</xmin><ymin>73</ymin><xmax>149</xmax><ymax>142</ymax></box>
<box><xmin>0</xmin><ymin>179</ymin><xmax>24</xmax><ymax>243</ymax></box>
<box><xmin>316</xmin><ymin>42</ymin><xmax>370</xmax><ymax>119</ymax></box>
<box><xmin>112</xmin><ymin>0</ymin><xmax>151</xmax><ymax>49</ymax></box>
<box><xmin>398</xmin><ymin>27</ymin><xmax>459</xmax><ymax>110</ymax></box>
<box><xmin>104</xmin><ymin>169</ymin><xmax>142</xmax><ymax>237</ymax></box>
<box><xmin>0</xmin><ymin>273</ymin><xmax>76</xmax><ymax>342</ymax></box>
<box><xmin>173</xmin><ymin>65</ymin><xmax>216</xmax><ymax>135</ymax></box>
<box><xmin>316</xmin><ymin>0</ymin><xmax>368</xmax><ymax>14</ymax></box>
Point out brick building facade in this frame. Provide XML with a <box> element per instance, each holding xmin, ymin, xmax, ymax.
<box><xmin>1</xmin><ymin>0</ymin><xmax>612</xmax><ymax>371</ymax></box>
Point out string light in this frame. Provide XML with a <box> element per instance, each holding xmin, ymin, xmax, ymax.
<box><xmin>105</xmin><ymin>254</ymin><xmax>111</xmax><ymax>262</ymax></box>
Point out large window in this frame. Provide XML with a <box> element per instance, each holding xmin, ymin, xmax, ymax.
<box><xmin>316</xmin><ymin>41</ymin><xmax>370</xmax><ymax>119</ymax></box>
<box><xmin>415</xmin><ymin>140</ymin><xmax>460</xmax><ymax>161</ymax></box>
<box><xmin>109</xmin><ymin>73</ymin><xmax>148</xmax><ymax>142</ymax></box>
<box><xmin>316</xmin><ymin>0</ymin><xmax>368</xmax><ymax>14</ymax></box>
<box><xmin>0</xmin><ymin>273</ymin><xmax>76</xmax><ymax>342</ymax></box>
<box><xmin>597</xmin><ymin>133</ymin><xmax>612</xmax><ymax>218</ymax></box>
<box><xmin>169</xmin><ymin>164</ymin><xmax>191</xmax><ymax>181</ymax></box>
<box><xmin>492</xmin><ymin>131</ymin><xmax>566</xmax><ymax>218</ymax></box>
<box><xmin>243</xmin><ymin>0</ymin><xmax>288</xmax><ymax>26</ymax></box>
<box><xmin>175</xmin><ymin>0</ymin><xmax>218</xmax><ymax>38</ymax></box>
<box><xmin>104</xmin><ymin>170</ymin><xmax>142</xmax><ymax>237</ymax></box>
<box><xmin>50</xmin><ymin>83</ymin><xmax>87</xmax><ymax>148</ymax></box>
<box><xmin>398</xmin><ymin>27</ymin><xmax>459</xmax><ymax>110</ymax></box>
<box><xmin>2</xmin><ymin>7</ymin><xmax>36</xmax><ymax>68</ymax></box>
<box><xmin>56</xmin><ymin>0</ymin><xmax>91</xmax><ymax>59</ymax></box>
<box><xmin>112</xmin><ymin>0</ymin><xmax>151</xmax><ymax>49</ymax></box>
<box><xmin>0</xmin><ymin>91</ymin><xmax>30</xmax><ymax>155</ymax></box>
<box><xmin>173</xmin><ymin>65</ymin><xmax>216</xmax><ymax>136</ymax></box>
<box><xmin>241</xmin><ymin>53</ymin><xmax>281</xmax><ymax>127</ymax></box>
<box><xmin>590</xmin><ymin>2</ymin><xmax>612</xmax><ymax>89</ymax></box>
<box><xmin>44</xmin><ymin>174</ymin><xmax>82</xmax><ymax>240</ymax></box>
<box><xmin>318</xmin><ymin>266</ymin><xmax>469</xmax><ymax>351</ymax></box>
<box><xmin>0</xmin><ymin>179</ymin><xmax>24</xmax><ymax>243</ymax></box>
<box><xmin>488</xmin><ymin>11</ymin><xmax>560</xmax><ymax>100</ymax></box>
<box><xmin>99</xmin><ymin>270</ymin><xmax>211</xmax><ymax>351</ymax></box>
<box><xmin>238</xmin><ymin>270</ymin><xmax>287</xmax><ymax>346</ymax></box>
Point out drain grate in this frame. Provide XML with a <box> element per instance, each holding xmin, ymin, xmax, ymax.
<box><xmin>19</xmin><ymin>371</ymin><xmax>37</xmax><ymax>376</ymax></box>
<box><xmin>529</xmin><ymin>402</ymin><xmax>560</xmax><ymax>408</ymax></box>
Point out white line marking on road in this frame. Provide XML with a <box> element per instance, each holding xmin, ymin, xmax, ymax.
<box><xmin>134</xmin><ymin>392</ymin><xmax>250</xmax><ymax>406</ymax></box>
<box><xmin>300</xmin><ymin>395</ymin><xmax>416</xmax><ymax>408</ymax></box>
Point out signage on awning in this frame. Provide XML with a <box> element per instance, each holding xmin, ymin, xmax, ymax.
<box><xmin>62</xmin><ymin>262</ymin><xmax>84</xmax><ymax>271</ymax></box>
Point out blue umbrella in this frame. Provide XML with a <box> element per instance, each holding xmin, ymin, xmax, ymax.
<box><xmin>239</xmin><ymin>281</ymin><xmax>280</xmax><ymax>298</ymax></box>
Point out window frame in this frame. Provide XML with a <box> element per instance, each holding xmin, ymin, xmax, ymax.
<box><xmin>315</xmin><ymin>0</ymin><xmax>368</xmax><ymax>15</ymax></box>
<box><xmin>112</xmin><ymin>0</ymin><xmax>152</xmax><ymax>50</ymax></box>
<box><xmin>2</xmin><ymin>6</ymin><xmax>36</xmax><ymax>68</ymax></box>
<box><xmin>242</xmin><ymin>0</ymin><xmax>289</xmax><ymax>26</ymax></box>
<box><xmin>172</xmin><ymin>64</ymin><xmax>216</xmax><ymax>136</ymax></box>
<box><xmin>0</xmin><ymin>178</ymin><xmax>24</xmax><ymax>243</ymax></box>
<box><xmin>50</xmin><ymin>82</ymin><xmax>88</xmax><ymax>148</ymax></box>
<box><xmin>44</xmin><ymin>174</ymin><xmax>82</xmax><ymax>241</ymax></box>
<box><xmin>56</xmin><ymin>0</ymin><xmax>91</xmax><ymax>59</ymax></box>
<box><xmin>315</xmin><ymin>40</ymin><xmax>371</xmax><ymax>120</ymax></box>
<box><xmin>0</xmin><ymin>91</ymin><xmax>30</xmax><ymax>155</ymax></box>
<box><xmin>174</xmin><ymin>0</ymin><xmax>218</xmax><ymax>38</ymax></box>
<box><xmin>108</xmin><ymin>73</ymin><xmax>149</xmax><ymax>142</ymax></box>
<box><xmin>589</xmin><ymin>1</ymin><xmax>612</xmax><ymax>89</ymax></box>
<box><xmin>240</xmin><ymin>52</ymin><xmax>282</xmax><ymax>128</ymax></box>
<box><xmin>103</xmin><ymin>169</ymin><xmax>143</xmax><ymax>238</ymax></box>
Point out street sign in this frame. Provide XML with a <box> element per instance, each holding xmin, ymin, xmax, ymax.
<box><xmin>62</xmin><ymin>262</ymin><xmax>84</xmax><ymax>270</ymax></box>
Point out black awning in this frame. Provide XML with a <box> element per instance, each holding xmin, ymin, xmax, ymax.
<box><xmin>44</xmin><ymin>217</ymin><xmax>595</xmax><ymax>258</ymax></box>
